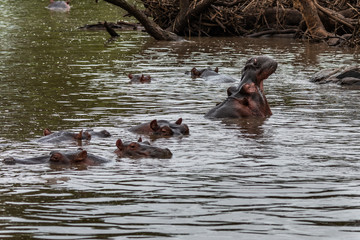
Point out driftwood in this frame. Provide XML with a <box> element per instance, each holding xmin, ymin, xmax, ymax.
<box><xmin>79</xmin><ymin>21</ymin><xmax>144</xmax><ymax>31</ymax></box>
<box><xmin>104</xmin><ymin>21</ymin><xmax>120</xmax><ymax>37</ymax></box>
<box><xmin>246</xmin><ymin>29</ymin><xmax>298</xmax><ymax>37</ymax></box>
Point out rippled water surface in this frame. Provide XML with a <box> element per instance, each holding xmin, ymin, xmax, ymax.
<box><xmin>1</xmin><ymin>1</ymin><xmax>360</xmax><ymax>239</ymax></box>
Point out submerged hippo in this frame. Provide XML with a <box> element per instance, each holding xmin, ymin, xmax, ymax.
<box><xmin>310</xmin><ymin>66</ymin><xmax>360</xmax><ymax>85</ymax></box>
<box><xmin>205</xmin><ymin>56</ymin><xmax>277</xmax><ymax>118</ymax></box>
<box><xmin>46</xmin><ymin>0</ymin><xmax>71</xmax><ymax>11</ymax></box>
<box><xmin>38</xmin><ymin>128</ymin><xmax>110</xmax><ymax>143</ymax></box>
<box><xmin>114</xmin><ymin>138</ymin><xmax>172</xmax><ymax>159</ymax></box>
<box><xmin>189</xmin><ymin>67</ymin><xmax>219</xmax><ymax>78</ymax></box>
<box><xmin>187</xmin><ymin>67</ymin><xmax>236</xmax><ymax>83</ymax></box>
<box><xmin>3</xmin><ymin>150</ymin><xmax>109</xmax><ymax>166</ymax></box>
<box><xmin>128</xmin><ymin>74</ymin><xmax>151</xmax><ymax>84</ymax></box>
<box><xmin>84</xmin><ymin>129</ymin><xmax>112</xmax><ymax>138</ymax></box>
<box><xmin>49</xmin><ymin>150</ymin><xmax>109</xmax><ymax>166</ymax></box>
<box><xmin>129</xmin><ymin>118</ymin><xmax>189</xmax><ymax>137</ymax></box>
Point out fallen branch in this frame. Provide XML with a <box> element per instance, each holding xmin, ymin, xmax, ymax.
<box><xmin>246</xmin><ymin>28</ymin><xmax>297</xmax><ymax>37</ymax></box>
<box><xmin>104</xmin><ymin>0</ymin><xmax>181</xmax><ymax>41</ymax></box>
<box><xmin>104</xmin><ymin>21</ymin><xmax>120</xmax><ymax>37</ymax></box>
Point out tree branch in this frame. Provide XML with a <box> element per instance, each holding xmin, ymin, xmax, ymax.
<box><xmin>104</xmin><ymin>0</ymin><xmax>180</xmax><ymax>41</ymax></box>
<box><xmin>314</xmin><ymin>0</ymin><xmax>355</xmax><ymax>30</ymax></box>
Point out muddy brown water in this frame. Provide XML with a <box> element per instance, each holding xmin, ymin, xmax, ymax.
<box><xmin>1</xmin><ymin>1</ymin><xmax>360</xmax><ymax>239</ymax></box>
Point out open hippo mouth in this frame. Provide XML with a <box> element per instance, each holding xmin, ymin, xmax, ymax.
<box><xmin>205</xmin><ymin>56</ymin><xmax>277</xmax><ymax>119</ymax></box>
<box><xmin>242</xmin><ymin>56</ymin><xmax>278</xmax><ymax>92</ymax></box>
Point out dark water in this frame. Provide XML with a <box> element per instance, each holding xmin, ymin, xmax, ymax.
<box><xmin>1</xmin><ymin>1</ymin><xmax>360</xmax><ymax>239</ymax></box>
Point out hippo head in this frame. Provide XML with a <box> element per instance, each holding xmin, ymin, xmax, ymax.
<box><xmin>43</xmin><ymin>128</ymin><xmax>52</xmax><ymax>136</ymax></box>
<box><xmin>241</xmin><ymin>56</ymin><xmax>277</xmax><ymax>90</ymax></box>
<box><xmin>49</xmin><ymin>150</ymin><xmax>88</xmax><ymax>165</ymax></box>
<box><xmin>98</xmin><ymin>130</ymin><xmax>111</xmax><ymax>137</ymax></box>
<box><xmin>50</xmin><ymin>151</ymin><xmax>71</xmax><ymax>164</ymax></box>
<box><xmin>150</xmin><ymin>118</ymin><xmax>189</xmax><ymax>136</ymax></box>
<box><xmin>190</xmin><ymin>67</ymin><xmax>202</xmax><ymax>78</ymax></box>
<box><xmin>128</xmin><ymin>74</ymin><xmax>151</xmax><ymax>83</ymax></box>
<box><xmin>3</xmin><ymin>157</ymin><xmax>16</xmax><ymax>165</ymax></box>
<box><xmin>205</xmin><ymin>56</ymin><xmax>277</xmax><ymax>119</ymax></box>
<box><xmin>190</xmin><ymin>67</ymin><xmax>219</xmax><ymax>78</ymax></box>
<box><xmin>73</xmin><ymin>130</ymin><xmax>91</xmax><ymax>141</ymax></box>
<box><xmin>115</xmin><ymin>138</ymin><xmax>172</xmax><ymax>159</ymax></box>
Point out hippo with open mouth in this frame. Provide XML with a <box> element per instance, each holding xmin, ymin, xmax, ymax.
<box><xmin>205</xmin><ymin>56</ymin><xmax>277</xmax><ymax>118</ymax></box>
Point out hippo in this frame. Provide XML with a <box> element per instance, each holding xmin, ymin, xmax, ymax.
<box><xmin>38</xmin><ymin>128</ymin><xmax>110</xmax><ymax>143</ymax></box>
<box><xmin>188</xmin><ymin>67</ymin><xmax>219</xmax><ymax>78</ymax></box>
<box><xmin>49</xmin><ymin>150</ymin><xmax>110</xmax><ymax>166</ymax></box>
<box><xmin>186</xmin><ymin>67</ymin><xmax>236</xmax><ymax>83</ymax></box>
<box><xmin>3</xmin><ymin>150</ymin><xmax>109</xmax><ymax>166</ymax></box>
<box><xmin>128</xmin><ymin>74</ymin><xmax>151</xmax><ymax>84</ymax></box>
<box><xmin>84</xmin><ymin>129</ymin><xmax>112</xmax><ymax>138</ymax></box>
<box><xmin>129</xmin><ymin>118</ymin><xmax>189</xmax><ymax>137</ymax></box>
<box><xmin>3</xmin><ymin>155</ymin><xmax>50</xmax><ymax>165</ymax></box>
<box><xmin>114</xmin><ymin>138</ymin><xmax>172</xmax><ymax>159</ymax></box>
<box><xmin>310</xmin><ymin>66</ymin><xmax>360</xmax><ymax>85</ymax></box>
<box><xmin>46</xmin><ymin>0</ymin><xmax>71</xmax><ymax>11</ymax></box>
<box><xmin>205</xmin><ymin>56</ymin><xmax>277</xmax><ymax>118</ymax></box>
<box><xmin>38</xmin><ymin>129</ymin><xmax>89</xmax><ymax>143</ymax></box>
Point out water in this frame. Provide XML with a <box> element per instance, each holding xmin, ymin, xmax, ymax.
<box><xmin>1</xmin><ymin>1</ymin><xmax>360</xmax><ymax>239</ymax></box>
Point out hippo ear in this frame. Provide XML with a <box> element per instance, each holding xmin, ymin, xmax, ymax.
<box><xmin>116</xmin><ymin>139</ymin><xmax>124</xmax><ymax>150</ymax></box>
<box><xmin>191</xmin><ymin>67</ymin><xmax>198</xmax><ymax>78</ymax></box>
<box><xmin>74</xmin><ymin>150</ymin><xmax>87</xmax><ymax>162</ymax></box>
<box><xmin>74</xmin><ymin>130</ymin><xmax>83</xmax><ymax>140</ymax></box>
<box><xmin>43</xmin><ymin>128</ymin><xmax>52</xmax><ymax>136</ymax></box>
<box><xmin>150</xmin><ymin>120</ymin><xmax>160</xmax><ymax>131</ymax></box>
<box><xmin>175</xmin><ymin>118</ymin><xmax>182</xmax><ymax>125</ymax></box>
<box><xmin>138</xmin><ymin>137</ymin><xmax>142</xmax><ymax>142</ymax></box>
<box><xmin>84</xmin><ymin>131</ymin><xmax>91</xmax><ymax>140</ymax></box>
<box><xmin>215</xmin><ymin>67</ymin><xmax>219</xmax><ymax>73</ymax></box>
<box><xmin>140</xmin><ymin>75</ymin><xmax>147</xmax><ymax>83</ymax></box>
<box><xmin>128</xmin><ymin>73</ymin><xmax>133</xmax><ymax>79</ymax></box>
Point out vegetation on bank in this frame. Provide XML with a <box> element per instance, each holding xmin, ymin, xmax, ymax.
<box><xmin>99</xmin><ymin>0</ymin><xmax>360</xmax><ymax>47</ymax></box>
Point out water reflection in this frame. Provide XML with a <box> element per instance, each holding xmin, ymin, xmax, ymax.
<box><xmin>221</xmin><ymin>117</ymin><xmax>267</xmax><ymax>138</ymax></box>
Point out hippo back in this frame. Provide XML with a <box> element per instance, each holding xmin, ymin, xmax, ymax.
<box><xmin>47</xmin><ymin>1</ymin><xmax>70</xmax><ymax>11</ymax></box>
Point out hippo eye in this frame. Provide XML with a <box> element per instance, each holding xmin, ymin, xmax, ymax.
<box><xmin>161</xmin><ymin>127</ymin><xmax>173</xmax><ymax>135</ymax></box>
<box><xmin>50</xmin><ymin>154</ymin><xmax>60</xmax><ymax>162</ymax></box>
<box><xmin>129</xmin><ymin>143</ymin><xmax>138</xmax><ymax>149</ymax></box>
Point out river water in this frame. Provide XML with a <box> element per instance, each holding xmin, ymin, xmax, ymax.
<box><xmin>1</xmin><ymin>1</ymin><xmax>360</xmax><ymax>239</ymax></box>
